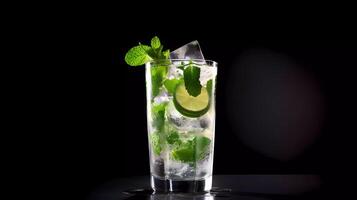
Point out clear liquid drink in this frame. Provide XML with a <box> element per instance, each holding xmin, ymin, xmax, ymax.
<box><xmin>146</xmin><ymin>59</ymin><xmax>217</xmax><ymax>192</ymax></box>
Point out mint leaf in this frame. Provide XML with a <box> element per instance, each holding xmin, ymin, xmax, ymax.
<box><xmin>150</xmin><ymin>132</ymin><xmax>162</xmax><ymax>155</ymax></box>
<box><xmin>151</xmin><ymin>36</ymin><xmax>161</xmax><ymax>49</ymax></box>
<box><xmin>206</xmin><ymin>79</ymin><xmax>213</xmax><ymax>96</ymax></box>
<box><xmin>124</xmin><ymin>36</ymin><xmax>171</xmax><ymax>67</ymax></box>
<box><xmin>146</xmin><ymin>48</ymin><xmax>157</xmax><ymax>59</ymax></box>
<box><xmin>150</xmin><ymin>36</ymin><xmax>166</xmax><ymax>60</ymax></box>
<box><xmin>140</xmin><ymin>44</ymin><xmax>151</xmax><ymax>52</ymax></box>
<box><xmin>171</xmin><ymin>136</ymin><xmax>211</xmax><ymax>163</ymax></box>
<box><xmin>194</xmin><ymin>136</ymin><xmax>211</xmax><ymax>159</ymax></box>
<box><xmin>172</xmin><ymin>139</ymin><xmax>195</xmax><ymax>162</ymax></box>
<box><xmin>124</xmin><ymin>45</ymin><xmax>152</xmax><ymax>66</ymax></box>
<box><xmin>163</xmin><ymin>78</ymin><xmax>182</xmax><ymax>94</ymax></box>
<box><xmin>152</xmin><ymin>103</ymin><xmax>167</xmax><ymax>131</ymax></box>
<box><xmin>151</xmin><ymin>66</ymin><xmax>167</xmax><ymax>97</ymax></box>
<box><xmin>162</xmin><ymin>49</ymin><xmax>170</xmax><ymax>59</ymax></box>
<box><xmin>184</xmin><ymin>64</ymin><xmax>202</xmax><ymax>97</ymax></box>
<box><xmin>157</xmin><ymin>45</ymin><xmax>163</xmax><ymax>56</ymax></box>
<box><xmin>166</xmin><ymin>131</ymin><xmax>181</xmax><ymax>145</ymax></box>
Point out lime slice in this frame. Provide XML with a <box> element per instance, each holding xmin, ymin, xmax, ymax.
<box><xmin>173</xmin><ymin>83</ymin><xmax>210</xmax><ymax>118</ymax></box>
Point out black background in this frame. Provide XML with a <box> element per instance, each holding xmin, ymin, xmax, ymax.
<box><xmin>33</xmin><ymin>21</ymin><xmax>357</xmax><ymax>199</ymax></box>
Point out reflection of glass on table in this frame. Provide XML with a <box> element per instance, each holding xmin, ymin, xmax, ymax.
<box><xmin>88</xmin><ymin>175</ymin><xmax>322</xmax><ymax>200</ymax></box>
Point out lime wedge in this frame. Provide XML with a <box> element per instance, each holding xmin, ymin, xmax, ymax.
<box><xmin>173</xmin><ymin>83</ymin><xmax>210</xmax><ymax>118</ymax></box>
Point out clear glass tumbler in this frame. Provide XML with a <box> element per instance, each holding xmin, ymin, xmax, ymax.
<box><xmin>145</xmin><ymin>59</ymin><xmax>217</xmax><ymax>192</ymax></box>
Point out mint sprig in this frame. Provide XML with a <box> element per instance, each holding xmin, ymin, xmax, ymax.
<box><xmin>125</xmin><ymin>36</ymin><xmax>170</xmax><ymax>66</ymax></box>
<box><xmin>171</xmin><ymin>136</ymin><xmax>211</xmax><ymax>163</ymax></box>
<box><xmin>184</xmin><ymin>63</ymin><xmax>202</xmax><ymax>97</ymax></box>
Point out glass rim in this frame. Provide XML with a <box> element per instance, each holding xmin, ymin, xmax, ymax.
<box><xmin>148</xmin><ymin>59</ymin><xmax>218</xmax><ymax>65</ymax></box>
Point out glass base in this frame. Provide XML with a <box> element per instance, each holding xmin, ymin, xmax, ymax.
<box><xmin>151</xmin><ymin>175</ymin><xmax>212</xmax><ymax>193</ymax></box>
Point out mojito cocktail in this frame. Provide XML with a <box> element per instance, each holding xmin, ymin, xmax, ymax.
<box><xmin>125</xmin><ymin>37</ymin><xmax>217</xmax><ymax>192</ymax></box>
<box><xmin>146</xmin><ymin>59</ymin><xmax>217</xmax><ymax>192</ymax></box>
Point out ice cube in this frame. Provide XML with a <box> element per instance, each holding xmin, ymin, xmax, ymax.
<box><xmin>168</xmin><ymin>160</ymin><xmax>195</xmax><ymax>178</ymax></box>
<box><xmin>170</xmin><ymin>41</ymin><xmax>205</xmax><ymax>61</ymax></box>
<box><xmin>153</xmin><ymin>90</ymin><xmax>170</xmax><ymax>104</ymax></box>
<box><xmin>199</xmin><ymin>65</ymin><xmax>217</xmax><ymax>86</ymax></box>
<box><xmin>170</xmin><ymin>40</ymin><xmax>215</xmax><ymax>85</ymax></box>
<box><xmin>167</xmin><ymin>65</ymin><xmax>183</xmax><ymax>79</ymax></box>
<box><xmin>196</xmin><ymin>157</ymin><xmax>211</xmax><ymax>177</ymax></box>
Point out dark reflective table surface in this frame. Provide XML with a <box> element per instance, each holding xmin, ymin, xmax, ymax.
<box><xmin>88</xmin><ymin>175</ymin><xmax>323</xmax><ymax>200</ymax></box>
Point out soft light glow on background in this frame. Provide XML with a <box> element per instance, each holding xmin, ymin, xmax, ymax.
<box><xmin>226</xmin><ymin>49</ymin><xmax>325</xmax><ymax>160</ymax></box>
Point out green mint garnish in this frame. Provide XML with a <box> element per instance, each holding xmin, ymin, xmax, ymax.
<box><xmin>152</xmin><ymin>103</ymin><xmax>167</xmax><ymax>131</ymax></box>
<box><xmin>184</xmin><ymin>63</ymin><xmax>202</xmax><ymax>97</ymax></box>
<box><xmin>171</xmin><ymin>136</ymin><xmax>211</xmax><ymax>163</ymax></box>
<box><xmin>124</xmin><ymin>44</ymin><xmax>152</xmax><ymax>66</ymax></box>
<box><xmin>206</xmin><ymin>79</ymin><xmax>213</xmax><ymax>96</ymax></box>
<box><xmin>164</xmin><ymin>78</ymin><xmax>182</xmax><ymax>95</ymax></box>
<box><xmin>124</xmin><ymin>36</ymin><xmax>170</xmax><ymax>66</ymax></box>
<box><xmin>162</xmin><ymin>49</ymin><xmax>170</xmax><ymax>59</ymax></box>
<box><xmin>150</xmin><ymin>132</ymin><xmax>162</xmax><ymax>155</ymax></box>
<box><xmin>171</xmin><ymin>139</ymin><xmax>195</xmax><ymax>162</ymax></box>
<box><xmin>151</xmin><ymin>66</ymin><xmax>167</xmax><ymax>97</ymax></box>
<box><xmin>166</xmin><ymin>131</ymin><xmax>181</xmax><ymax>145</ymax></box>
<box><xmin>151</xmin><ymin>36</ymin><xmax>161</xmax><ymax>49</ymax></box>
<box><xmin>195</xmin><ymin>136</ymin><xmax>211</xmax><ymax>159</ymax></box>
